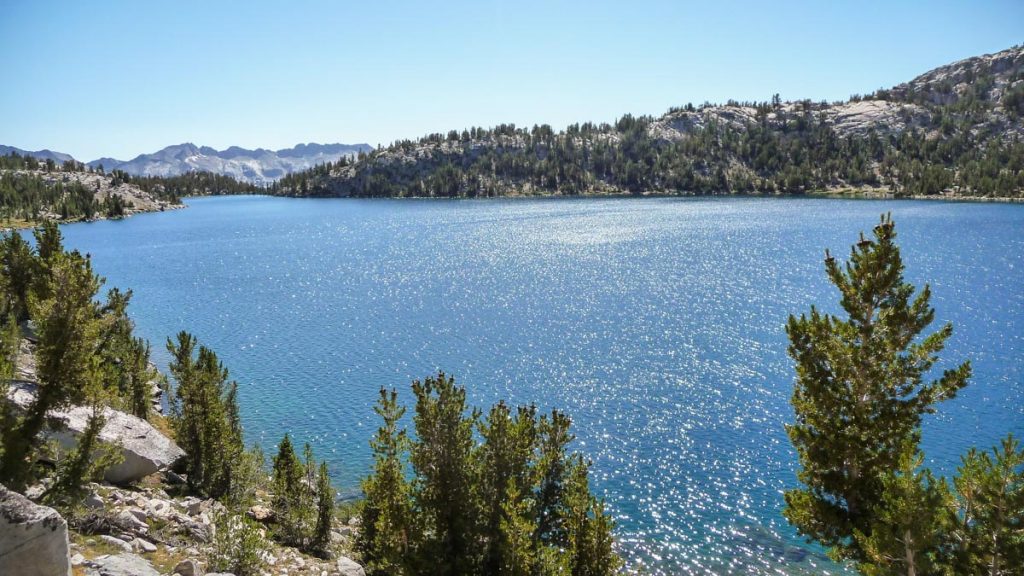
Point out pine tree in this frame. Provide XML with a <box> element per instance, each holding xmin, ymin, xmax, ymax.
<box><xmin>0</xmin><ymin>231</ymin><xmax>35</xmax><ymax>322</ymax></box>
<box><xmin>271</xmin><ymin>433</ymin><xmax>314</xmax><ymax>547</ymax></box>
<box><xmin>945</xmin><ymin>435</ymin><xmax>1024</xmax><ymax>575</ymax></box>
<box><xmin>0</xmin><ymin>310</ymin><xmax>18</xmax><ymax>453</ymax></box>
<box><xmin>360</xmin><ymin>376</ymin><xmax>622</xmax><ymax>576</ymax></box>
<box><xmin>359</xmin><ymin>387</ymin><xmax>413</xmax><ymax>576</ymax></box>
<box><xmin>312</xmin><ymin>460</ymin><xmax>335</xmax><ymax>558</ymax></box>
<box><xmin>97</xmin><ymin>287</ymin><xmax>156</xmax><ymax>419</ymax></box>
<box><xmin>784</xmin><ymin>214</ymin><xmax>971</xmax><ymax>560</ymax></box>
<box><xmin>0</xmin><ymin>249</ymin><xmax>101</xmax><ymax>491</ymax></box>
<box><xmin>125</xmin><ymin>337</ymin><xmax>154</xmax><ymax>419</ymax></box>
<box><xmin>479</xmin><ymin>402</ymin><xmax>537</xmax><ymax>574</ymax></box>
<box><xmin>42</xmin><ymin>389</ymin><xmax>121</xmax><ymax>513</ymax></box>
<box><xmin>498</xmin><ymin>482</ymin><xmax>539</xmax><ymax>576</ymax></box>
<box><xmin>564</xmin><ymin>456</ymin><xmax>620</xmax><ymax>576</ymax></box>
<box><xmin>166</xmin><ymin>332</ymin><xmax>244</xmax><ymax>498</ymax></box>
<box><xmin>535</xmin><ymin>409</ymin><xmax>574</xmax><ymax>548</ymax></box>
<box><xmin>854</xmin><ymin>442</ymin><xmax>951</xmax><ymax>576</ymax></box>
<box><xmin>409</xmin><ymin>371</ymin><xmax>482</xmax><ymax>576</ymax></box>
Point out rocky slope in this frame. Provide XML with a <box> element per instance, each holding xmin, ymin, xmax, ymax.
<box><xmin>87</xmin><ymin>143</ymin><xmax>372</xmax><ymax>186</ymax></box>
<box><xmin>2</xmin><ymin>334</ymin><xmax>366</xmax><ymax>576</ymax></box>
<box><xmin>279</xmin><ymin>44</ymin><xmax>1024</xmax><ymax>199</ymax></box>
<box><xmin>11</xmin><ymin>168</ymin><xmax>182</xmax><ymax>216</ymax></box>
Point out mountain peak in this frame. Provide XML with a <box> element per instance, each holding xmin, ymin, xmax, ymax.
<box><xmin>79</xmin><ymin>142</ymin><xmax>372</xmax><ymax>185</ymax></box>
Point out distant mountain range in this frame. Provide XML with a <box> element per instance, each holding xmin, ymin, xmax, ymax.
<box><xmin>1</xmin><ymin>143</ymin><xmax>373</xmax><ymax>186</ymax></box>
<box><xmin>0</xmin><ymin>145</ymin><xmax>76</xmax><ymax>165</ymax></box>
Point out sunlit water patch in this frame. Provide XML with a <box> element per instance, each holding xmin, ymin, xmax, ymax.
<box><xmin>58</xmin><ymin>196</ymin><xmax>1024</xmax><ymax>574</ymax></box>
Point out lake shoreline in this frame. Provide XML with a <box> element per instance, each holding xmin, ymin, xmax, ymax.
<box><xmin>201</xmin><ymin>189</ymin><xmax>1024</xmax><ymax>205</ymax></box>
<box><xmin>18</xmin><ymin>188</ymin><xmax>1017</xmax><ymax>233</ymax></box>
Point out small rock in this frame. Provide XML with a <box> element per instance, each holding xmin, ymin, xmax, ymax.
<box><xmin>100</xmin><ymin>535</ymin><xmax>133</xmax><ymax>552</ymax></box>
<box><xmin>187</xmin><ymin>499</ymin><xmax>211</xmax><ymax>516</ymax></box>
<box><xmin>85</xmin><ymin>552</ymin><xmax>160</xmax><ymax>576</ymax></box>
<box><xmin>246</xmin><ymin>504</ymin><xmax>273</xmax><ymax>522</ymax></box>
<box><xmin>127</xmin><ymin>507</ymin><xmax>148</xmax><ymax>523</ymax></box>
<box><xmin>131</xmin><ymin>537</ymin><xmax>157</xmax><ymax>553</ymax></box>
<box><xmin>84</xmin><ymin>492</ymin><xmax>105</xmax><ymax>509</ymax></box>
<box><xmin>183</xmin><ymin>520</ymin><xmax>212</xmax><ymax>543</ymax></box>
<box><xmin>147</xmin><ymin>498</ymin><xmax>172</xmax><ymax>517</ymax></box>
<box><xmin>71</xmin><ymin>553</ymin><xmax>86</xmax><ymax>565</ymax></box>
<box><xmin>336</xmin><ymin>556</ymin><xmax>366</xmax><ymax>576</ymax></box>
<box><xmin>115</xmin><ymin>509</ymin><xmax>149</xmax><ymax>535</ymax></box>
<box><xmin>173</xmin><ymin>558</ymin><xmax>204</xmax><ymax>576</ymax></box>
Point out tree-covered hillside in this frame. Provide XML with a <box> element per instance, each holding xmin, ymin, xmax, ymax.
<box><xmin>0</xmin><ymin>152</ymin><xmax>260</xmax><ymax>224</ymax></box>
<box><xmin>273</xmin><ymin>45</ymin><xmax>1024</xmax><ymax>199</ymax></box>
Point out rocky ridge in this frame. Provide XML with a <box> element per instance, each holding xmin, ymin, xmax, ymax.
<box><xmin>88</xmin><ymin>143</ymin><xmax>372</xmax><ymax>186</ymax></box>
<box><xmin>285</xmin><ymin>44</ymin><xmax>1024</xmax><ymax>199</ymax></box>
<box><xmin>33</xmin><ymin>169</ymin><xmax>180</xmax><ymax>214</ymax></box>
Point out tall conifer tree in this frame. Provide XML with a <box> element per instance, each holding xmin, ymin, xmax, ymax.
<box><xmin>784</xmin><ymin>214</ymin><xmax>971</xmax><ymax>560</ymax></box>
<box><xmin>359</xmin><ymin>387</ymin><xmax>414</xmax><ymax>576</ymax></box>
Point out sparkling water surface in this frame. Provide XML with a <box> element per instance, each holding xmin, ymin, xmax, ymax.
<box><xmin>58</xmin><ymin>196</ymin><xmax>1024</xmax><ymax>574</ymax></box>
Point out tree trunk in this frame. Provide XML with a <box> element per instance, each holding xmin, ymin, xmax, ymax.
<box><xmin>904</xmin><ymin>529</ymin><xmax>917</xmax><ymax>576</ymax></box>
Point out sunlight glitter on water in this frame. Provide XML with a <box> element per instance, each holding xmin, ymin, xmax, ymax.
<box><xmin>58</xmin><ymin>196</ymin><xmax>1024</xmax><ymax>574</ymax></box>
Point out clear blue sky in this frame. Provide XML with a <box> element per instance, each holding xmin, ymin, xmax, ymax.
<box><xmin>2</xmin><ymin>0</ymin><xmax>1021</xmax><ymax>161</ymax></box>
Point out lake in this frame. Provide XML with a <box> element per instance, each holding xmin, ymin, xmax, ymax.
<box><xmin>58</xmin><ymin>195</ymin><xmax>1024</xmax><ymax>574</ymax></box>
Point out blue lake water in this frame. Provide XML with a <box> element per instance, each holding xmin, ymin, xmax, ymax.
<box><xmin>58</xmin><ymin>195</ymin><xmax>1023</xmax><ymax>574</ymax></box>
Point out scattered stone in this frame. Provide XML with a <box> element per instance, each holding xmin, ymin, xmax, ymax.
<box><xmin>84</xmin><ymin>492</ymin><xmax>105</xmax><ymax>509</ymax></box>
<box><xmin>0</xmin><ymin>484</ymin><xmax>72</xmax><ymax>576</ymax></box>
<box><xmin>114</xmin><ymin>509</ymin><xmax>149</xmax><ymax>535</ymax></box>
<box><xmin>146</xmin><ymin>497</ymin><xmax>173</xmax><ymax>517</ymax></box>
<box><xmin>186</xmin><ymin>498</ymin><xmax>208</xmax><ymax>516</ymax></box>
<box><xmin>100</xmin><ymin>535</ymin><xmax>132</xmax><ymax>552</ymax></box>
<box><xmin>247</xmin><ymin>504</ymin><xmax>273</xmax><ymax>522</ymax></box>
<box><xmin>72</xmin><ymin>553</ymin><xmax>86</xmax><ymax>565</ymax></box>
<box><xmin>183</xmin><ymin>520</ymin><xmax>213</xmax><ymax>543</ymax></box>
<box><xmin>336</xmin><ymin>556</ymin><xmax>366</xmax><ymax>576</ymax></box>
<box><xmin>84</xmin><ymin>552</ymin><xmax>160</xmax><ymax>576</ymax></box>
<box><xmin>127</xmin><ymin>507</ymin><xmax>148</xmax><ymax>523</ymax></box>
<box><xmin>131</xmin><ymin>537</ymin><xmax>157</xmax><ymax>553</ymax></box>
<box><xmin>24</xmin><ymin>483</ymin><xmax>46</xmax><ymax>500</ymax></box>
<box><xmin>173</xmin><ymin>558</ymin><xmax>204</xmax><ymax>576</ymax></box>
<box><xmin>164</xmin><ymin>470</ymin><xmax>187</xmax><ymax>485</ymax></box>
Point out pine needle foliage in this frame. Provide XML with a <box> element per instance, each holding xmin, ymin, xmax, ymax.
<box><xmin>359</xmin><ymin>372</ymin><xmax>620</xmax><ymax>576</ymax></box>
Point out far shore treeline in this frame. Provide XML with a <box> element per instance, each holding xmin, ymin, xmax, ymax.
<box><xmin>4</xmin><ymin>46</ymin><xmax>1024</xmax><ymax>227</ymax></box>
<box><xmin>272</xmin><ymin>48</ymin><xmax>1024</xmax><ymax>200</ymax></box>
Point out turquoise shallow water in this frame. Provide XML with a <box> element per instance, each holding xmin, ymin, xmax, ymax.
<box><xmin>57</xmin><ymin>195</ymin><xmax>1023</xmax><ymax>574</ymax></box>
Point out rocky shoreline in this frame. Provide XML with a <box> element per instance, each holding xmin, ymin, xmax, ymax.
<box><xmin>1</xmin><ymin>334</ymin><xmax>366</xmax><ymax>576</ymax></box>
